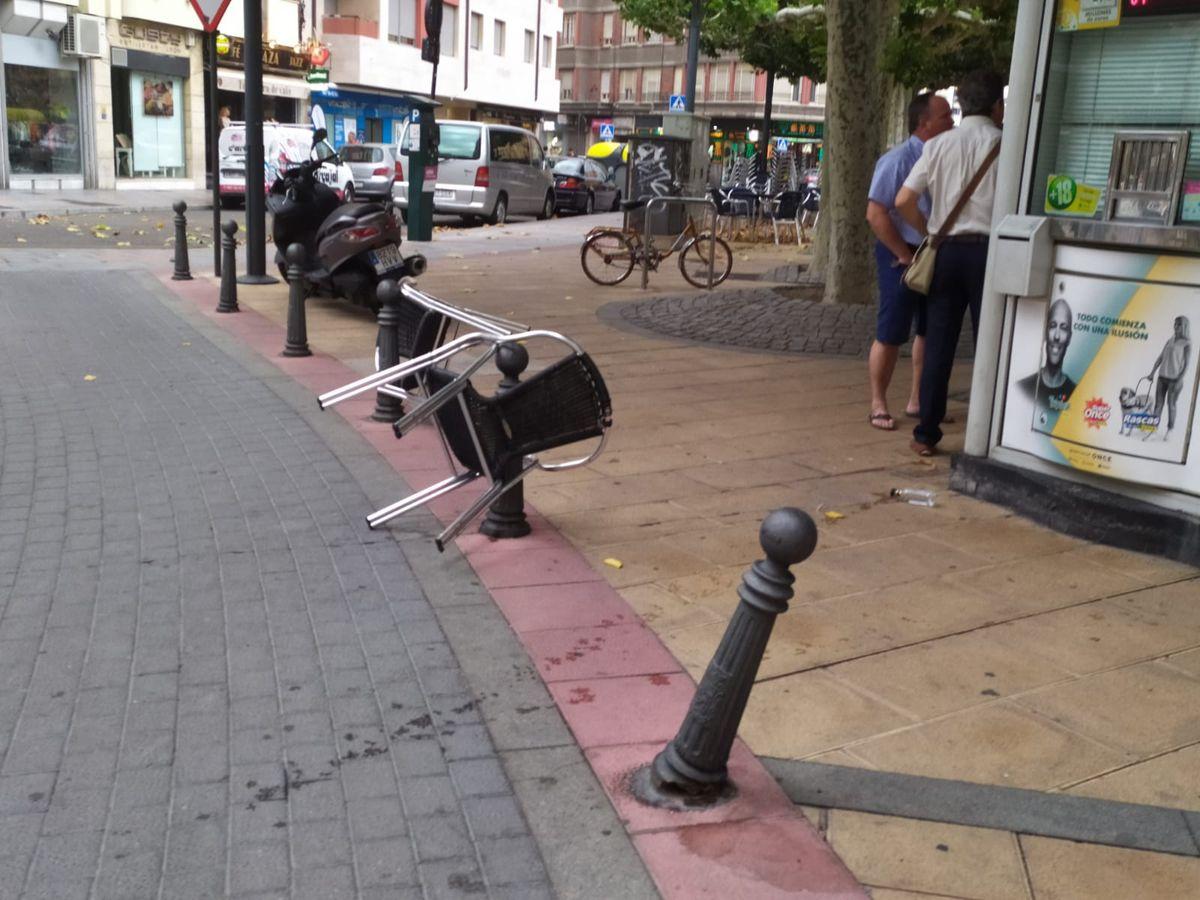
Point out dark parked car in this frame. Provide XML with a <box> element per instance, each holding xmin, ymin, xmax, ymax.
<box><xmin>553</xmin><ymin>157</ymin><xmax>620</xmax><ymax>215</ymax></box>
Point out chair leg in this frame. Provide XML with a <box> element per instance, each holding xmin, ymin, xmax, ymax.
<box><xmin>435</xmin><ymin>458</ymin><xmax>538</xmax><ymax>551</ymax></box>
<box><xmin>366</xmin><ymin>471</ymin><xmax>479</xmax><ymax>529</ymax></box>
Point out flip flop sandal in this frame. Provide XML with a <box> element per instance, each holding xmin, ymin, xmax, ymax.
<box><xmin>870</xmin><ymin>412</ymin><xmax>896</xmax><ymax>431</ymax></box>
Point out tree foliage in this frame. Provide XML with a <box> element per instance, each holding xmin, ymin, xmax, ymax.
<box><xmin>615</xmin><ymin>0</ymin><xmax>1017</xmax><ymax>89</ymax></box>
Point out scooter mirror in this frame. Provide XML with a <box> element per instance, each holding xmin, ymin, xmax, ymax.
<box><xmin>313</xmin><ymin>127</ymin><xmax>328</xmax><ymax>143</ymax></box>
<box><xmin>312</xmin><ymin>139</ymin><xmax>338</xmax><ymax>163</ymax></box>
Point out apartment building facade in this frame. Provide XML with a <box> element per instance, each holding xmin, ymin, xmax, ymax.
<box><xmin>555</xmin><ymin>0</ymin><xmax>824</xmax><ymax>164</ymax></box>
<box><xmin>321</xmin><ymin>0</ymin><xmax>561</xmax><ymax>148</ymax></box>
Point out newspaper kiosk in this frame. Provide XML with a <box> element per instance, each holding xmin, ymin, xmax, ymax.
<box><xmin>956</xmin><ymin>0</ymin><xmax>1200</xmax><ymax>562</ymax></box>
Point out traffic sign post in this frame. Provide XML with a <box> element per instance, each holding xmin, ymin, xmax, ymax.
<box><xmin>669</xmin><ymin>94</ymin><xmax>686</xmax><ymax>112</ymax></box>
<box><xmin>188</xmin><ymin>1</ymin><xmax>232</xmax><ymax>276</ymax></box>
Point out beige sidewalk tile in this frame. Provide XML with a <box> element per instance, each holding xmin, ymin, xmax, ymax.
<box><xmin>660</xmin><ymin>620</ymin><xmax>726</xmax><ymax>680</ymax></box>
<box><xmin>541</xmin><ymin>470</ymin><xmax>717</xmax><ymax>512</ymax></box>
<box><xmin>817</xmin><ymin>535</ymin><xmax>988</xmax><ymax>592</ymax></box>
<box><xmin>985</xmin><ymin>599</ymin><xmax>1200</xmax><ymax>677</ymax></box>
<box><xmin>1068</xmin><ymin>543</ymin><xmax>1200</xmax><ymax>585</ymax></box>
<box><xmin>944</xmin><ymin>553</ymin><xmax>1146</xmax><ymax>617</ymax></box>
<box><xmin>588</xmin><ymin>444</ymin><xmax>713</xmax><ymax>477</ymax></box>
<box><xmin>867</xmin><ymin>890</ymin><xmax>972</xmax><ymax>900</ymax></box>
<box><xmin>828</xmin><ymin>630</ymin><xmax>1074</xmax><ymax>720</ymax></box>
<box><xmin>1012</xmin><ymin>661</ymin><xmax>1200</xmax><ymax>757</ymax></box>
<box><xmin>1065</xmin><ymin>743</ymin><xmax>1200</xmax><ymax>808</ymax></box>
<box><xmin>678</xmin><ymin>458</ymin><xmax>826</xmax><ymax>490</ymax></box>
<box><xmin>657</xmin><ymin>525</ymin><xmax>769</xmax><ymax>569</ymax></box>
<box><xmin>583</xmin><ymin>538</ymin><xmax>714</xmax><ymax>589</ymax></box>
<box><xmin>1019</xmin><ymin>836</ymin><xmax>1200</xmax><ymax>900</ymax></box>
<box><xmin>1164</xmin><ymin>647</ymin><xmax>1200</xmax><ymax>677</ymax></box>
<box><xmin>847</xmin><ymin>702</ymin><xmax>1128</xmax><ymax>790</ymax></box>
<box><xmin>546</xmin><ymin>503</ymin><xmax>716</xmax><ymax>548</ymax></box>
<box><xmin>619</xmin><ymin>582</ymin><xmax>724</xmax><ymax>632</ymax></box>
<box><xmin>920</xmin><ymin>516</ymin><xmax>1083</xmax><ymax>564</ymax></box>
<box><xmin>826</xmin><ymin>811</ymin><xmax>1030</xmax><ymax>900</ymax></box>
<box><xmin>739</xmin><ymin>672</ymin><xmax>913</xmax><ymax>759</ymax></box>
<box><xmin>1105</xmin><ymin>578</ymin><xmax>1200</xmax><ymax>638</ymax></box>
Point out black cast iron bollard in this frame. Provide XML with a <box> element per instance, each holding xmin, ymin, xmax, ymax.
<box><xmin>479</xmin><ymin>342</ymin><xmax>532</xmax><ymax>539</ymax></box>
<box><xmin>282</xmin><ymin>243</ymin><xmax>312</xmax><ymax>357</ymax></box>
<box><xmin>216</xmin><ymin>220</ymin><xmax>240</xmax><ymax>313</ymax></box>
<box><xmin>633</xmin><ymin>507</ymin><xmax>818</xmax><ymax>809</ymax></box>
<box><xmin>372</xmin><ymin>279</ymin><xmax>405</xmax><ymax>421</ymax></box>
<box><xmin>171</xmin><ymin>200</ymin><xmax>192</xmax><ymax>281</ymax></box>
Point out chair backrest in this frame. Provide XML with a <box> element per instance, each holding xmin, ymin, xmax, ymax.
<box><xmin>395</xmin><ymin>299</ymin><xmax>448</xmax><ymax>390</ymax></box>
<box><xmin>495</xmin><ymin>352</ymin><xmax>612</xmax><ymax>464</ymax></box>
<box><xmin>775</xmin><ymin>191</ymin><xmax>804</xmax><ymax>218</ymax></box>
<box><xmin>423</xmin><ymin>368</ymin><xmax>508</xmax><ymax>478</ymax></box>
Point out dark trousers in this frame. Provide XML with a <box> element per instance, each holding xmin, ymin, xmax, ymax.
<box><xmin>913</xmin><ymin>240</ymin><xmax>988</xmax><ymax>447</ymax></box>
<box><xmin>1154</xmin><ymin>375</ymin><xmax>1183</xmax><ymax>429</ymax></box>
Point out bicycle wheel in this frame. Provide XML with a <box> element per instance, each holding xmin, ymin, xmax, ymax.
<box><xmin>580</xmin><ymin>230</ymin><xmax>636</xmax><ymax>286</ymax></box>
<box><xmin>678</xmin><ymin>234</ymin><xmax>733</xmax><ymax>288</ymax></box>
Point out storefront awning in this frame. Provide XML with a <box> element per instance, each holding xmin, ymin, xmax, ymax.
<box><xmin>216</xmin><ymin>69</ymin><xmax>311</xmax><ymax>101</ymax></box>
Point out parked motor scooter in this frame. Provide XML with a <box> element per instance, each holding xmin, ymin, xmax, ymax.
<box><xmin>268</xmin><ymin>130</ymin><xmax>426</xmax><ymax>313</ymax></box>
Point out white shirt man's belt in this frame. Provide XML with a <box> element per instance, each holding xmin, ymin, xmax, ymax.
<box><xmin>901</xmin><ymin>116</ymin><xmax>1001</xmax><ymax>237</ymax></box>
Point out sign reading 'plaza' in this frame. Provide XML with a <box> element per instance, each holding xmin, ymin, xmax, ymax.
<box><xmin>216</xmin><ymin>35</ymin><xmax>312</xmax><ymax>75</ymax></box>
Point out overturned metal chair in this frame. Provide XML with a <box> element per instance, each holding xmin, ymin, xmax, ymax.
<box><xmin>319</xmin><ymin>329</ymin><xmax>612</xmax><ymax>551</ymax></box>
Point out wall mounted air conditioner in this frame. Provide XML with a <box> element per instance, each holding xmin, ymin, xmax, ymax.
<box><xmin>60</xmin><ymin>13</ymin><xmax>104</xmax><ymax>58</ymax></box>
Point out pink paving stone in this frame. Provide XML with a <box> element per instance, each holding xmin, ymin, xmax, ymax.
<box><xmin>585</xmin><ymin>740</ymin><xmax>794</xmax><ymax>833</ymax></box>
<box><xmin>453</xmin><ymin>521</ymin><xmax>569</xmax><ymax>555</ymax></box>
<box><xmin>633</xmin><ymin>817</ymin><xmax>867</xmax><ymax>899</ymax></box>
<box><xmin>548</xmin><ymin>673</ymin><xmax>694</xmax><ymax>749</ymax></box>
<box><xmin>469</xmin><ymin>546</ymin><xmax>605</xmax><ymax>590</ymax></box>
<box><xmin>491</xmin><ymin>580</ymin><xmax>638</xmax><ymax>632</ymax></box>
<box><xmin>522</xmin><ymin>623</ymin><xmax>681</xmax><ymax>682</ymax></box>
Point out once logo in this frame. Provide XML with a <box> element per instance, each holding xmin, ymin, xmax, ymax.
<box><xmin>1083</xmin><ymin>397</ymin><xmax>1111</xmax><ymax>428</ymax></box>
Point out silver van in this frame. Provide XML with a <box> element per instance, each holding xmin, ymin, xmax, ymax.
<box><xmin>392</xmin><ymin>121</ymin><xmax>555</xmax><ymax>225</ymax></box>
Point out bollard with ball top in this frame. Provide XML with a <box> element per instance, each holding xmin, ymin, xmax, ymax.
<box><xmin>632</xmin><ymin>507</ymin><xmax>818</xmax><ymax>809</ymax></box>
<box><xmin>216</xmin><ymin>220</ymin><xmax>240</xmax><ymax>313</ymax></box>
<box><xmin>479</xmin><ymin>342</ymin><xmax>532</xmax><ymax>539</ymax></box>
<box><xmin>372</xmin><ymin>279</ymin><xmax>405</xmax><ymax>421</ymax></box>
<box><xmin>171</xmin><ymin>200</ymin><xmax>192</xmax><ymax>280</ymax></box>
<box><xmin>282</xmin><ymin>243</ymin><xmax>312</xmax><ymax>357</ymax></box>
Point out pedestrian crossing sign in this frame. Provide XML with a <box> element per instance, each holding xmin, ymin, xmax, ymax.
<box><xmin>775</xmin><ymin>138</ymin><xmax>789</xmax><ymax>153</ymax></box>
<box><xmin>599</xmin><ymin>123</ymin><xmax>615</xmax><ymax>142</ymax></box>
<box><xmin>668</xmin><ymin>94</ymin><xmax>686</xmax><ymax>112</ymax></box>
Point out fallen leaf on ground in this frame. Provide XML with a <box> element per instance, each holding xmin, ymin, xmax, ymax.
<box><xmin>461</xmin><ymin>288</ymin><xmax>476</xmax><ymax>294</ymax></box>
<box><xmin>116</xmin><ymin>241</ymin><xmax>131</xmax><ymax>247</ymax></box>
<box><xmin>30</xmin><ymin>214</ymin><xmax>50</xmax><ymax>225</ymax></box>
<box><xmin>181</xmin><ymin>341</ymin><xmax>191</xmax><ymax>347</ymax></box>
<box><xmin>564</xmin><ymin>296</ymin><xmax>573</xmax><ymax>300</ymax></box>
<box><xmin>83</xmin><ymin>374</ymin><xmax>97</xmax><ymax>382</ymax></box>
<box><xmin>16</xmin><ymin>237</ymin><xmax>26</xmax><ymax>243</ymax></box>
<box><xmin>66</xmin><ymin>226</ymin><xmax>80</xmax><ymax>233</ymax></box>
<box><xmin>603</xmin><ymin>558</ymin><xmax>623</xmax><ymax>569</ymax></box>
<box><xmin>93</xmin><ymin>224</ymin><xmax>110</xmax><ymax>232</ymax></box>
<box><xmin>155</xmin><ymin>222</ymin><xmax>165</xmax><ymax>230</ymax></box>
<box><xmin>446</xmin><ymin>253</ymin><xmax>464</xmax><ymax>259</ymax></box>
<box><xmin>133</xmin><ymin>229</ymin><xmax>145</xmax><ymax>236</ymax></box>
<box><xmin>823</xmin><ymin>510</ymin><xmax>845</xmax><ymax>522</ymax></box>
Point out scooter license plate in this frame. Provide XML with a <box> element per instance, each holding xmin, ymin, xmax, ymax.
<box><xmin>369</xmin><ymin>244</ymin><xmax>404</xmax><ymax>275</ymax></box>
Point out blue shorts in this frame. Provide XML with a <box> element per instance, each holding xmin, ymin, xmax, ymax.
<box><xmin>875</xmin><ymin>241</ymin><xmax>927</xmax><ymax>345</ymax></box>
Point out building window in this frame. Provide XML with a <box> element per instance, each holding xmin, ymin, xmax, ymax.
<box><xmin>494</xmin><ymin>20</ymin><xmax>506</xmax><ymax>55</ymax></box>
<box><xmin>388</xmin><ymin>0</ymin><xmax>417</xmax><ymax>45</ymax></box>
<box><xmin>813</xmin><ymin>82</ymin><xmax>826</xmax><ymax>105</ymax></box>
<box><xmin>441</xmin><ymin>6</ymin><xmax>458</xmax><ymax>57</ymax></box>
<box><xmin>621</xmin><ymin>18</ymin><xmax>639</xmax><ymax>44</ymax></box>
<box><xmin>542</xmin><ymin>35</ymin><xmax>552</xmax><ymax>68</ymax></box>
<box><xmin>602</xmin><ymin>13</ymin><xmax>614</xmax><ymax>46</ymax></box>
<box><xmin>619</xmin><ymin>69</ymin><xmax>637</xmax><ymax>101</ymax></box>
<box><xmin>641</xmin><ymin>68</ymin><xmax>661</xmax><ymax>103</ymax></box>
<box><xmin>600</xmin><ymin>70</ymin><xmax>612</xmax><ymax>101</ymax></box>
<box><xmin>645</xmin><ymin>30</ymin><xmax>663</xmax><ymax>45</ymax></box>
<box><xmin>524</xmin><ymin>29</ymin><xmax>535</xmax><ymax>63</ymax></box>
<box><xmin>707</xmin><ymin>64</ymin><xmax>730</xmax><ymax>101</ymax></box>
<box><xmin>5</xmin><ymin>64</ymin><xmax>82</xmax><ymax>176</ymax></box>
<box><xmin>673</xmin><ymin>67</ymin><xmax>684</xmax><ymax>97</ymax></box>
<box><xmin>561</xmin><ymin>13</ymin><xmax>575</xmax><ymax>47</ymax></box>
<box><xmin>561</xmin><ymin>69</ymin><xmax>574</xmax><ymax>100</ymax></box>
<box><xmin>734</xmin><ymin>65</ymin><xmax>756</xmax><ymax>101</ymax></box>
<box><xmin>470</xmin><ymin>13</ymin><xmax>483</xmax><ymax>50</ymax></box>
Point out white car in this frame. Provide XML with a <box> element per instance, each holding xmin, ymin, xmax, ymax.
<box><xmin>218</xmin><ymin>122</ymin><xmax>354</xmax><ymax>207</ymax></box>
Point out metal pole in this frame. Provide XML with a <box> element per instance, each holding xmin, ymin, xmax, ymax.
<box><xmin>479</xmin><ymin>342</ymin><xmax>532</xmax><ymax>539</ymax></box>
<box><xmin>172</xmin><ymin>201</ymin><xmax>192</xmax><ymax>280</ymax></box>
<box><xmin>209</xmin><ymin>31</ymin><xmax>221</xmax><ymax>276</ymax></box>
<box><xmin>684</xmin><ymin>0</ymin><xmax>702</xmax><ymax>113</ymax></box>
<box><xmin>633</xmin><ymin>507</ymin><xmax>817</xmax><ymax>808</ymax></box>
<box><xmin>283</xmin><ymin>244</ymin><xmax>312</xmax><ymax>357</ymax></box>
<box><xmin>217</xmin><ymin>220</ymin><xmax>239</xmax><ymax>313</ymax></box>
<box><xmin>240</xmin><ymin>0</ymin><xmax>277</xmax><ymax>284</ymax></box>
<box><xmin>372</xmin><ymin>279</ymin><xmax>404</xmax><ymax>421</ymax></box>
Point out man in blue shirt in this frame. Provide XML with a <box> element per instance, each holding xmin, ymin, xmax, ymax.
<box><xmin>866</xmin><ymin>93</ymin><xmax>954</xmax><ymax>430</ymax></box>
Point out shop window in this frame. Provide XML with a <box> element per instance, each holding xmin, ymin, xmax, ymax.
<box><xmin>389</xmin><ymin>0</ymin><xmax>417</xmax><ymax>44</ymax></box>
<box><xmin>470</xmin><ymin>13</ymin><xmax>483</xmax><ymax>50</ymax></box>
<box><xmin>494</xmin><ymin>20</ymin><xmax>506</xmax><ymax>55</ymax></box>
<box><xmin>525</xmin><ymin>29</ymin><xmax>535</xmax><ymax>63</ymax></box>
<box><xmin>542</xmin><ymin>35</ymin><xmax>552</xmax><ymax>68</ymax></box>
<box><xmin>111</xmin><ymin>68</ymin><xmax>185</xmax><ymax>179</ymax></box>
<box><xmin>1032</xmin><ymin>9</ymin><xmax>1200</xmax><ymax>224</ymax></box>
<box><xmin>4</xmin><ymin>64</ymin><xmax>82</xmax><ymax>176</ymax></box>
<box><xmin>441</xmin><ymin>6</ymin><xmax>458</xmax><ymax>57</ymax></box>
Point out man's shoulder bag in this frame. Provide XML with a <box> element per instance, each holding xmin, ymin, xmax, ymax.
<box><xmin>902</xmin><ymin>141</ymin><xmax>1001</xmax><ymax>295</ymax></box>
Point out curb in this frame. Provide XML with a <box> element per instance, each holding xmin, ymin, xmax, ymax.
<box><xmin>0</xmin><ymin>202</ymin><xmax>214</xmax><ymax>220</ymax></box>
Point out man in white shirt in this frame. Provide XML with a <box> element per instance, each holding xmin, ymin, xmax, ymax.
<box><xmin>896</xmin><ymin>70</ymin><xmax>1004</xmax><ymax>456</ymax></box>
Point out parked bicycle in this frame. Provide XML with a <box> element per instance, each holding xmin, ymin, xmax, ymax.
<box><xmin>579</xmin><ymin>199</ymin><xmax>733</xmax><ymax>288</ymax></box>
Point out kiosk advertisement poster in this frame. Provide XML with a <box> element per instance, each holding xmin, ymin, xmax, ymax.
<box><xmin>1001</xmin><ymin>256</ymin><xmax>1198</xmax><ymax>494</ymax></box>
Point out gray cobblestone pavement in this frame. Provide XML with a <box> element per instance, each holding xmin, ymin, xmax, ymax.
<box><xmin>602</xmin><ymin>285</ymin><xmax>974</xmax><ymax>359</ymax></box>
<box><xmin>0</xmin><ymin>270</ymin><xmax>555</xmax><ymax>899</ymax></box>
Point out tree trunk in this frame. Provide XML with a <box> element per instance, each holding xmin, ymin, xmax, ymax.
<box><xmin>809</xmin><ymin>0</ymin><xmax>894</xmax><ymax>306</ymax></box>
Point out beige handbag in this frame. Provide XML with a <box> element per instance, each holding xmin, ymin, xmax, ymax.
<box><xmin>903</xmin><ymin>141</ymin><xmax>1000</xmax><ymax>295</ymax></box>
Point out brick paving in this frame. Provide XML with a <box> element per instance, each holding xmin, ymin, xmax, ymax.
<box><xmin>0</xmin><ymin>271</ymin><xmax>550</xmax><ymax>899</ymax></box>
<box><xmin>605</xmin><ymin>284</ymin><xmax>974</xmax><ymax>359</ymax></box>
